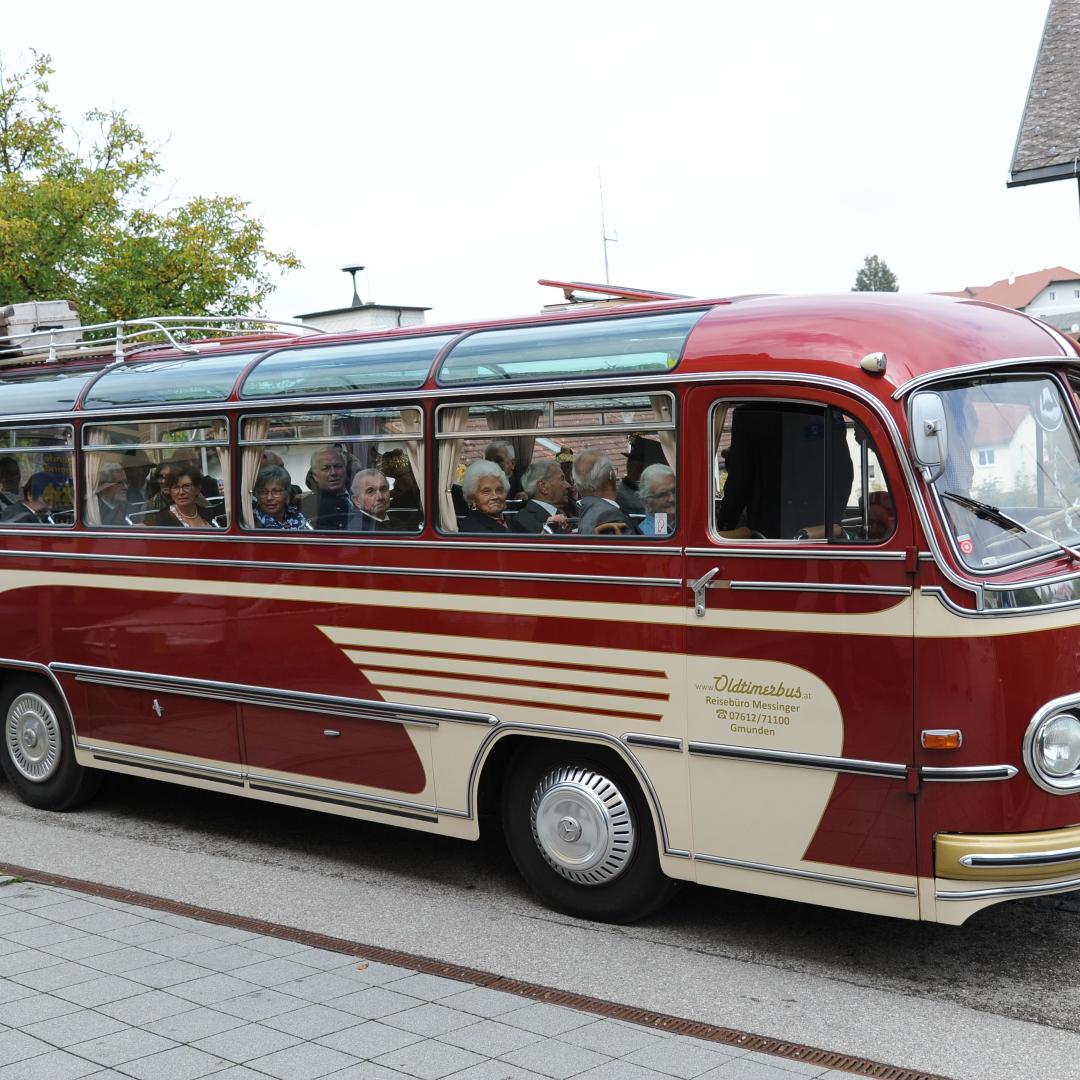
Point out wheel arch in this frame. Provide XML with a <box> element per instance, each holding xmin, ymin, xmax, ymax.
<box><xmin>0</xmin><ymin>661</ymin><xmax>76</xmax><ymax>729</ymax></box>
<box><xmin>473</xmin><ymin>728</ymin><xmax>675</xmax><ymax>857</ymax></box>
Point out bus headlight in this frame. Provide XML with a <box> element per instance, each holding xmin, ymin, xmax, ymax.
<box><xmin>1024</xmin><ymin>701</ymin><xmax>1080</xmax><ymax>792</ymax></box>
<box><xmin>1037</xmin><ymin>715</ymin><xmax>1080</xmax><ymax>776</ymax></box>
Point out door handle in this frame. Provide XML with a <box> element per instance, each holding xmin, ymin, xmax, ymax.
<box><xmin>688</xmin><ymin>567</ymin><xmax>720</xmax><ymax>617</ymax></box>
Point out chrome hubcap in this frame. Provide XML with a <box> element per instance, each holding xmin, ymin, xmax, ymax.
<box><xmin>530</xmin><ymin>765</ymin><xmax>635</xmax><ymax>885</ymax></box>
<box><xmin>5</xmin><ymin>693</ymin><xmax>61</xmax><ymax>782</ymax></box>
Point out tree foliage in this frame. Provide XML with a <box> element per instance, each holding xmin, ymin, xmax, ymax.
<box><xmin>0</xmin><ymin>53</ymin><xmax>300</xmax><ymax>323</ymax></box>
<box><xmin>852</xmin><ymin>254</ymin><xmax>898</xmax><ymax>292</ymax></box>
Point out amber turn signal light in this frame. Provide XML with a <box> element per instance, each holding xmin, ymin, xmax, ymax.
<box><xmin>921</xmin><ymin>729</ymin><xmax>963</xmax><ymax>750</ymax></box>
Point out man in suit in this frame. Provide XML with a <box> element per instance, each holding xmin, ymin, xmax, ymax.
<box><xmin>511</xmin><ymin>460</ymin><xmax>571</xmax><ymax>534</ymax></box>
<box><xmin>96</xmin><ymin>463</ymin><xmax>130</xmax><ymax>526</ymax></box>
<box><xmin>573</xmin><ymin>451</ymin><xmax>638</xmax><ymax>535</ymax></box>
<box><xmin>301</xmin><ymin>446</ymin><xmax>352</xmax><ymax>530</ymax></box>
<box><xmin>347</xmin><ymin>468</ymin><xmax>395</xmax><ymax>532</ymax></box>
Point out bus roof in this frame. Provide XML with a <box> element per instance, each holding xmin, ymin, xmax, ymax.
<box><xmin>0</xmin><ymin>292</ymin><xmax>1071</xmax><ymax>419</ymax></box>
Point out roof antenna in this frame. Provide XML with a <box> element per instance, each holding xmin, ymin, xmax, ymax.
<box><xmin>342</xmin><ymin>264</ymin><xmax>365</xmax><ymax>308</ymax></box>
<box><xmin>598</xmin><ymin>168</ymin><xmax>617</xmax><ymax>284</ymax></box>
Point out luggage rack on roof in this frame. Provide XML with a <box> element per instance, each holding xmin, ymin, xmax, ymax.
<box><xmin>0</xmin><ymin>315</ymin><xmax>326</xmax><ymax>367</ymax></box>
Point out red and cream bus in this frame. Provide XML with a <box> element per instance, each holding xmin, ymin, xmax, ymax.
<box><xmin>3</xmin><ymin>291</ymin><xmax>1080</xmax><ymax>925</ymax></box>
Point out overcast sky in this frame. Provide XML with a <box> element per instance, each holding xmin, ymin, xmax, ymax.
<box><xmin>3</xmin><ymin>1</ymin><xmax>1069</xmax><ymax>325</ymax></box>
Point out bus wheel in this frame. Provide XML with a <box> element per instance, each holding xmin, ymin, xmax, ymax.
<box><xmin>501</xmin><ymin>745</ymin><xmax>678</xmax><ymax>923</ymax></box>
<box><xmin>0</xmin><ymin>680</ymin><xmax>100</xmax><ymax>811</ymax></box>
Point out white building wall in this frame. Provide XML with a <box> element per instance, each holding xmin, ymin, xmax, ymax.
<box><xmin>1025</xmin><ymin>282</ymin><xmax>1080</xmax><ymax>315</ymax></box>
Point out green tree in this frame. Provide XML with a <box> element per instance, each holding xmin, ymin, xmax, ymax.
<box><xmin>852</xmin><ymin>254</ymin><xmax>899</xmax><ymax>292</ymax></box>
<box><xmin>0</xmin><ymin>52</ymin><xmax>299</xmax><ymax>324</ymax></box>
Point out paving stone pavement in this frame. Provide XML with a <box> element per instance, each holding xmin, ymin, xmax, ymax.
<box><xmin>0</xmin><ymin>877</ymin><xmax>863</xmax><ymax>1079</ymax></box>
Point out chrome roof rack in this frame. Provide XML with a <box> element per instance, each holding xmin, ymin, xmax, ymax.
<box><xmin>0</xmin><ymin>315</ymin><xmax>326</xmax><ymax>367</ymax></box>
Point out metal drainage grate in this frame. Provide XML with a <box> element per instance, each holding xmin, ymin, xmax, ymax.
<box><xmin>0</xmin><ymin>862</ymin><xmax>953</xmax><ymax>1080</ymax></box>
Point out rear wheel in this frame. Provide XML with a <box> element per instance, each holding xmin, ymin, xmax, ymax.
<box><xmin>0</xmin><ymin>678</ymin><xmax>100</xmax><ymax>810</ymax></box>
<box><xmin>501</xmin><ymin>743</ymin><xmax>678</xmax><ymax>923</ymax></box>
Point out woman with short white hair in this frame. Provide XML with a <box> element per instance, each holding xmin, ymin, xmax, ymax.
<box><xmin>460</xmin><ymin>459</ymin><xmax>510</xmax><ymax>533</ymax></box>
<box><xmin>639</xmin><ymin>464</ymin><xmax>676</xmax><ymax>535</ymax></box>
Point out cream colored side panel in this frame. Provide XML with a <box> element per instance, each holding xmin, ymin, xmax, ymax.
<box><xmin>687</xmin><ymin>658</ymin><xmax>841</xmax><ymax>866</ymax></box>
<box><xmin>320</xmin><ymin>625</ymin><xmax>693</xmax><ymax>853</ymax></box>
<box><xmin>694</xmin><ymin>860</ymin><xmax>919</xmax><ymax>919</ymax></box>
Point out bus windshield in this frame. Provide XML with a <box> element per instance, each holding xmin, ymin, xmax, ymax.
<box><xmin>931</xmin><ymin>375</ymin><xmax>1080</xmax><ymax>570</ymax></box>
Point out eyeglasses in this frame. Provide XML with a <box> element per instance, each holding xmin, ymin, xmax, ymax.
<box><xmin>258</xmin><ymin>488</ymin><xmax>288</xmax><ymax>497</ymax></box>
<box><xmin>170</xmin><ymin>483</ymin><xmax>196</xmax><ymax>494</ymax></box>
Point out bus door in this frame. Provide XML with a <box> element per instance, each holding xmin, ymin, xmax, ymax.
<box><xmin>682</xmin><ymin>384</ymin><xmax>919</xmax><ymax>917</ymax></box>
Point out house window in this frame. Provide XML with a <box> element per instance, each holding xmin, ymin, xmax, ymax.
<box><xmin>1074</xmin><ymin>289</ymin><xmax>1079</xmax><ymax>299</ymax></box>
<box><xmin>1050</xmin><ymin>291</ymin><xmax>1057</xmax><ymax>301</ymax></box>
<box><xmin>977</xmin><ymin>449</ymin><xmax>996</xmax><ymax>466</ymax></box>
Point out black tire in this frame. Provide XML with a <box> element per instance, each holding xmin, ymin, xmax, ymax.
<box><xmin>0</xmin><ymin>678</ymin><xmax>100</xmax><ymax>811</ymax></box>
<box><xmin>501</xmin><ymin>742</ymin><xmax>679</xmax><ymax>923</ymax></box>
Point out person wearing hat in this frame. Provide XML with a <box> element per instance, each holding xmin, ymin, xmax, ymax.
<box><xmin>380</xmin><ymin>448</ymin><xmax>423</xmax><ymax>531</ymax></box>
<box><xmin>617</xmin><ymin>435</ymin><xmax>665</xmax><ymax>518</ymax></box>
<box><xmin>122</xmin><ymin>450</ymin><xmax>153</xmax><ymax>511</ymax></box>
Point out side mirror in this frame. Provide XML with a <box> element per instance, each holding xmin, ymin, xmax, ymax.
<box><xmin>909</xmin><ymin>392</ymin><xmax>949</xmax><ymax>483</ymax></box>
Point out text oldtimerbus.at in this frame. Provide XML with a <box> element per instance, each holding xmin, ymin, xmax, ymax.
<box><xmin>2</xmin><ymin>289</ymin><xmax>1080</xmax><ymax>925</ymax></box>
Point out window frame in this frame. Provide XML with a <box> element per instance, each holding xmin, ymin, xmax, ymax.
<box><xmin>434</xmin><ymin>389</ymin><xmax>677</xmax><ymax>540</ymax></box>
<box><xmin>81</xmin><ymin>415</ymin><xmax>231</xmax><ymax>532</ymax></box>
<box><xmin>0</xmin><ymin>422</ymin><xmax>77</xmax><ymax>529</ymax></box>
<box><xmin>237</xmin><ymin>405</ymin><xmax>426</xmax><ymax>536</ymax></box>
<box><xmin>708</xmin><ymin>395</ymin><xmax>899</xmax><ymax>547</ymax></box>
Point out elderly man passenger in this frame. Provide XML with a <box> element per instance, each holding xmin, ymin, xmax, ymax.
<box><xmin>301</xmin><ymin>446</ymin><xmax>352</xmax><ymax>530</ymax></box>
<box><xmin>511</xmin><ymin>459</ymin><xmax>571</xmax><ymax>534</ymax></box>
<box><xmin>460</xmin><ymin>460</ymin><xmax>511</xmax><ymax>533</ymax></box>
<box><xmin>348</xmin><ymin>469</ymin><xmax>394</xmax><ymax>531</ymax></box>
<box><xmin>638</xmin><ymin>463</ymin><xmax>676</xmax><ymax>535</ymax></box>
<box><xmin>96</xmin><ymin>463</ymin><xmax>130</xmax><ymax>527</ymax></box>
<box><xmin>573</xmin><ymin>450</ymin><xmax>638</xmax><ymax>535</ymax></box>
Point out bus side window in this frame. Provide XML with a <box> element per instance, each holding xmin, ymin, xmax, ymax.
<box><xmin>83</xmin><ymin>418</ymin><xmax>230</xmax><ymax>530</ymax></box>
<box><xmin>713</xmin><ymin>400</ymin><xmax>895</xmax><ymax>543</ymax></box>
<box><xmin>437</xmin><ymin>393</ymin><xmax>677</xmax><ymax>537</ymax></box>
<box><xmin>239</xmin><ymin>409</ymin><xmax>425</xmax><ymax>535</ymax></box>
<box><xmin>0</xmin><ymin>425</ymin><xmax>74</xmax><ymax>527</ymax></box>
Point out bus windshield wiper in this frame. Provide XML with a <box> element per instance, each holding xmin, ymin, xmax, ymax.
<box><xmin>941</xmin><ymin>490</ymin><xmax>1080</xmax><ymax>563</ymax></box>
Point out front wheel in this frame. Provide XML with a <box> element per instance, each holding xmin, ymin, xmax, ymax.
<box><xmin>0</xmin><ymin>678</ymin><xmax>100</xmax><ymax>810</ymax></box>
<box><xmin>501</xmin><ymin>744</ymin><xmax>678</xmax><ymax>923</ymax></box>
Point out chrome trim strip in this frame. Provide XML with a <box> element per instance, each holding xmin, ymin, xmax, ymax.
<box><xmin>959</xmin><ymin>847</ymin><xmax>1080</xmax><ymax>869</ymax></box>
<box><xmin>694</xmin><ymin>852</ymin><xmax>917</xmax><ymax>896</ymax></box>
<box><xmin>246</xmin><ymin>773</ymin><xmax>439</xmax><ymax>822</ymax></box>
<box><xmin>919</xmin><ymin>765</ymin><xmax>1018</xmax><ymax>782</ymax></box>
<box><xmin>622</xmin><ymin>733</ymin><xmax>683</xmax><ymax>751</ymax></box>
<box><xmin>0</xmin><ymin>543</ymin><xmax>681</xmax><ymax>566</ymax></box>
<box><xmin>687</xmin><ymin>741</ymin><xmax>907</xmax><ymax>780</ymax></box>
<box><xmin>684</xmin><ymin>546</ymin><xmax>906</xmax><ymax>562</ymax></box>
<box><xmin>937</xmin><ymin>875</ymin><xmax>1080</xmax><ymax>901</ymax></box>
<box><xmin>725</xmin><ymin>580</ymin><xmax>912</xmax><ymax>597</ymax></box>
<box><xmin>77</xmin><ymin>742</ymin><xmax>244</xmax><ymax>783</ymax></box>
<box><xmin>50</xmin><ymin>663</ymin><xmax>498</xmax><ymax>729</ymax></box>
<box><xmin>893</xmin><ymin>355</ymin><xmax>1073</xmax><ymax>399</ymax></box>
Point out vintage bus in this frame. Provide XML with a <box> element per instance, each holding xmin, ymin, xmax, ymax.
<box><xmin>2</xmin><ymin>291</ymin><xmax>1080</xmax><ymax>926</ymax></box>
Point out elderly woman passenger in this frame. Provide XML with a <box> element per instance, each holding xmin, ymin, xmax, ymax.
<box><xmin>638</xmin><ymin>463</ymin><xmax>676</xmax><ymax>535</ymax></box>
<box><xmin>460</xmin><ymin>459</ymin><xmax>510</xmax><ymax>533</ymax></box>
<box><xmin>253</xmin><ymin>465</ymin><xmax>311</xmax><ymax>530</ymax></box>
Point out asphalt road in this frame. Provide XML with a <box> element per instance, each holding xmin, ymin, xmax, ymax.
<box><xmin>2</xmin><ymin>771</ymin><xmax>1079</xmax><ymax>1080</ymax></box>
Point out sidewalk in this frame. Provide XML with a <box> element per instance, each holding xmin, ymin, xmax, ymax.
<box><xmin>0</xmin><ymin>875</ymin><xmax>913</xmax><ymax>1080</ymax></box>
